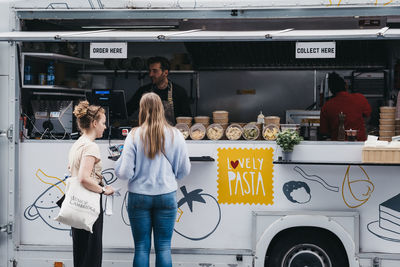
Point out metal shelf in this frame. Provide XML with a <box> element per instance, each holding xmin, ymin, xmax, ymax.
<box><xmin>196</xmin><ymin>65</ymin><xmax>386</xmax><ymax>71</ymax></box>
<box><xmin>31</xmin><ymin>92</ymin><xmax>86</xmax><ymax>98</ymax></box>
<box><xmin>273</xmin><ymin>160</ymin><xmax>400</xmax><ymax>166</ymax></box>
<box><xmin>22</xmin><ymin>52</ymin><xmax>102</xmax><ymax>65</ymax></box>
<box><xmin>21</xmin><ymin>52</ymin><xmax>102</xmax><ymax>91</ymax></box>
<box><xmin>22</xmin><ymin>85</ymin><xmax>91</xmax><ymax>92</ymax></box>
<box><xmin>363</xmin><ymin>94</ymin><xmax>384</xmax><ymax>98</ymax></box>
<box><xmin>78</xmin><ymin>69</ymin><xmax>197</xmax><ymax>74</ymax></box>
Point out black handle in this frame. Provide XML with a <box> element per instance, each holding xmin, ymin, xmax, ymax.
<box><xmin>273</xmin><ymin>160</ymin><xmax>400</xmax><ymax>166</ymax></box>
<box><xmin>190</xmin><ymin>156</ymin><xmax>215</xmax><ymax>162</ymax></box>
<box><xmin>109</xmin><ymin>155</ymin><xmax>215</xmax><ymax>162</ymax></box>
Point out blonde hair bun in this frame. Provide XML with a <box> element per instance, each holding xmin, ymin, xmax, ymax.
<box><xmin>73</xmin><ymin>100</ymin><xmax>90</xmax><ymax>119</ymax></box>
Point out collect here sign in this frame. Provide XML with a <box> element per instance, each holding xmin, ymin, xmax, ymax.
<box><xmin>296</xmin><ymin>42</ymin><xmax>336</xmax><ymax>59</ymax></box>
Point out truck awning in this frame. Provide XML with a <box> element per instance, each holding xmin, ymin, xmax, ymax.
<box><xmin>0</xmin><ymin>29</ymin><xmax>284</xmax><ymax>42</ymax></box>
<box><xmin>0</xmin><ymin>27</ymin><xmax>399</xmax><ymax>42</ymax></box>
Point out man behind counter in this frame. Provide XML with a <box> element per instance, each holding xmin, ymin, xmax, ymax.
<box><xmin>126</xmin><ymin>56</ymin><xmax>192</xmax><ymax>124</ymax></box>
<box><xmin>320</xmin><ymin>72</ymin><xmax>372</xmax><ymax>141</ymax></box>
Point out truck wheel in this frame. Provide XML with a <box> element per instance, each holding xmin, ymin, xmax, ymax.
<box><xmin>265</xmin><ymin>228</ymin><xmax>349</xmax><ymax>267</ymax></box>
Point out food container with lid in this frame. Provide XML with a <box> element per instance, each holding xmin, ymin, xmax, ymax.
<box><xmin>242</xmin><ymin>123</ymin><xmax>259</xmax><ymax>140</ymax></box>
<box><xmin>263</xmin><ymin>124</ymin><xmax>280</xmax><ymax>140</ymax></box>
<box><xmin>194</xmin><ymin>116</ymin><xmax>210</xmax><ymax>129</ymax></box>
<box><xmin>189</xmin><ymin>123</ymin><xmax>206</xmax><ymax>140</ymax></box>
<box><xmin>194</xmin><ymin>116</ymin><xmax>210</xmax><ymax>124</ymax></box>
<box><xmin>213</xmin><ymin>110</ymin><xmax>229</xmax><ymax>119</ymax></box>
<box><xmin>176</xmin><ymin>116</ymin><xmax>193</xmax><ymax>127</ymax></box>
<box><xmin>206</xmin><ymin>123</ymin><xmax>224</xmax><ymax>140</ymax></box>
<box><xmin>175</xmin><ymin>123</ymin><xmax>190</xmax><ymax>140</ymax></box>
<box><xmin>264</xmin><ymin>116</ymin><xmax>280</xmax><ymax>126</ymax></box>
<box><xmin>225</xmin><ymin>123</ymin><xmax>243</xmax><ymax>140</ymax></box>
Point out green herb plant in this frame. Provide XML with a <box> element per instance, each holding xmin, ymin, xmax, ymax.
<box><xmin>276</xmin><ymin>129</ymin><xmax>302</xmax><ymax>152</ymax></box>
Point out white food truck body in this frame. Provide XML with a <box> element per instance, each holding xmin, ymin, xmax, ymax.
<box><xmin>1</xmin><ymin>1</ymin><xmax>400</xmax><ymax>267</ymax></box>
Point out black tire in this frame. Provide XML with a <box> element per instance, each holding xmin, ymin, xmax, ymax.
<box><xmin>265</xmin><ymin>227</ymin><xmax>349</xmax><ymax>267</ymax></box>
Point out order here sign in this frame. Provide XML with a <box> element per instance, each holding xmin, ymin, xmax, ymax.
<box><xmin>295</xmin><ymin>42</ymin><xmax>336</xmax><ymax>59</ymax></box>
<box><xmin>90</xmin><ymin>43</ymin><xmax>127</xmax><ymax>59</ymax></box>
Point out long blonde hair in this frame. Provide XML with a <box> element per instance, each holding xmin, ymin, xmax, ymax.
<box><xmin>138</xmin><ymin>93</ymin><xmax>171</xmax><ymax>159</ymax></box>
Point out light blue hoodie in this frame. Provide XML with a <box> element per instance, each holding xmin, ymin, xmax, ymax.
<box><xmin>115</xmin><ymin>127</ymin><xmax>191</xmax><ymax>195</ymax></box>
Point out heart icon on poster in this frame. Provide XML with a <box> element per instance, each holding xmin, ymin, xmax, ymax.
<box><xmin>230</xmin><ymin>160</ymin><xmax>239</xmax><ymax>169</ymax></box>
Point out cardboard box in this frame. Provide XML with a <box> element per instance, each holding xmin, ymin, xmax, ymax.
<box><xmin>362</xmin><ymin>147</ymin><xmax>400</xmax><ymax>163</ymax></box>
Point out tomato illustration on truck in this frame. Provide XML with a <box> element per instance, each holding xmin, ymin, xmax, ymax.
<box><xmin>174</xmin><ymin>186</ymin><xmax>221</xmax><ymax>241</ymax></box>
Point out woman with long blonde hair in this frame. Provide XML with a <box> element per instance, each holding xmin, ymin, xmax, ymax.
<box><xmin>115</xmin><ymin>92</ymin><xmax>191</xmax><ymax>267</ymax></box>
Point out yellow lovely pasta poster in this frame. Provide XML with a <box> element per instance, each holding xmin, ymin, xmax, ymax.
<box><xmin>217</xmin><ymin>148</ymin><xmax>274</xmax><ymax>205</ymax></box>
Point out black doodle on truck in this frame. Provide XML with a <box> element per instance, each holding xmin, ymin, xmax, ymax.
<box><xmin>24</xmin><ymin>170</ymin><xmax>69</xmax><ymax>231</ymax></box>
<box><xmin>283</xmin><ymin>181</ymin><xmax>311</xmax><ymax>204</ymax></box>
<box><xmin>24</xmin><ymin>168</ymin><xmax>118</xmax><ymax>231</ymax></box>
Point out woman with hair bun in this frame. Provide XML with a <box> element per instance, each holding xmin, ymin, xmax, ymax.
<box><xmin>68</xmin><ymin>100</ymin><xmax>114</xmax><ymax>267</ymax></box>
<box><xmin>115</xmin><ymin>93</ymin><xmax>190</xmax><ymax>267</ymax></box>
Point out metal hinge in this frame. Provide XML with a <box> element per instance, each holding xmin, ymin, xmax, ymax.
<box><xmin>0</xmin><ymin>124</ymin><xmax>13</xmax><ymax>142</ymax></box>
<box><xmin>0</xmin><ymin>222</ymin><xmax>13</xmax><ymax>235</ymax></box>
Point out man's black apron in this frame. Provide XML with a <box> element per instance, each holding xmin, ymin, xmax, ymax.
<box><xmin>151</xmin><ymin>81</ymin><xmax>175</xmax><ymax>125</ymax></box>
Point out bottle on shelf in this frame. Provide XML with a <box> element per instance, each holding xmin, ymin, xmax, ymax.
<box><xmin>257</xmin><ymin>111</ymin><xmax>264</xmax><ymax>124</ymax></box>
<box><xmin>47</xmin><ymin>61</ymin><xmax>55</xmax><ymax>85</ymax></box>
<box><xmin>256</xmin><ymin>111</ymin><xmax>265</xmax><ymax>140</ymax></box>
<box><xmin>337</xmin><ymin>112</ymin><xmax>346</xmax><ymax>141</ymax></box>
<box><xmin>24</xmin><ymin>63</ymin><xmax>32</xmax><ymax>85</ymax></box>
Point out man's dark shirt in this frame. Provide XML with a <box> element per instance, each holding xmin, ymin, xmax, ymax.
<box><xmin>126</xmin><ymin>82</ymin><xmax>192</xmax><ymax>118</ymax></box>
<box><xmin>320</xmin><ymin>91</ymin><xmax>371</xmax><ymax>141</ymax></box>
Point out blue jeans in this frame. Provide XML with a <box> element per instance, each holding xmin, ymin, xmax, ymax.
<box><xmin>127</xmin><ymin>191</ymin><xmax>177</xmax><ymax>267</ymax></box>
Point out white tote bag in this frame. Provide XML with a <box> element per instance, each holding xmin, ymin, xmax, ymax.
<box><xmin>54</xmin><ymin>176</ymin><xmax>100</xmax><ymax>233</ymax></box>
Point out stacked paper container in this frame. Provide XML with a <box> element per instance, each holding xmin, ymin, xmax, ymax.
<box><xmin>212</xmin><ymin>110</ymin><xmax>229</xmax><ymax>131</ymax></box>
<box><xmin>379</xmin><ymin>106</ymin><xmax>396</xmax><ymax>141</ymax></box>
<box><xmin>397</xmin><ymin>94</ymin><xmax>400</xmax><ymax>136</ymax></box>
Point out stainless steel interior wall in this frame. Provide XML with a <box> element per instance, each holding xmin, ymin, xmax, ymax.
<box><xmin>195</xmin><ymin>70</ymin><xmax>315</xmax><ymax>122</ymax></box>
<box><xmin>113</xmin><ymin>70</ymin><xmax>316</xmax><ymax>122</ymax></box>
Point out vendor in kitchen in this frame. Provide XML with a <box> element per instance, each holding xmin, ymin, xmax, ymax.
<box><xmin>126</xmin><ymin>56</ymin><xmax>192</xmax><ymax>124</ymax></box>
<box><xmin>320</xmin><ymin>72</ymin><xmax>372</xmax><ymax>141</ymax></box>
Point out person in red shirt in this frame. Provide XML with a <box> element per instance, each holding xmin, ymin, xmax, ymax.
<box><xmin>320</xmin><ymin>72</ymin><xmax>372</xmax><ymax>141</ymax></box>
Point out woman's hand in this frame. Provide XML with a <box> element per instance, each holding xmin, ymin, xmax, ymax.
<box><xmin>104</xmin><ymin>185</ymin><xmax>115</xmax><ymax>196</ymax></box>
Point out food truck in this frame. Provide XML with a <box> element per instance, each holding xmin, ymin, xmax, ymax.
<box><xmin>2</xmin><ymin>0</ymin><xmax>400</xmax><ymax>266</ymax></box>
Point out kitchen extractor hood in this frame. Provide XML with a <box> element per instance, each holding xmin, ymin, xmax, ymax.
<box><xmin>185</xmin><ymin>40</ymin><xmax>389</xmax><ymax>70</ymax></box>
